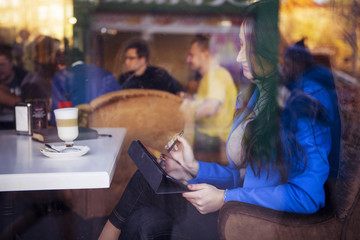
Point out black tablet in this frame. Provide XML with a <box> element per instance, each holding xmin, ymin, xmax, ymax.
<box><xmin>128</xmin><ymin>140</ymin><xmax>189</xmax><ymax>194</ymax></box>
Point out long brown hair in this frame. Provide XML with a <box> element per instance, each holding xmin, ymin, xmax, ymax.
<box><xmin>235</xmin><ymin>0</ymin><xmax>284</xmax><ymax>180</ymax></box>
<box><xmin>236</xmin><ymin>0</ymin><xmax>333</xmax><ymax>182</ymax></box>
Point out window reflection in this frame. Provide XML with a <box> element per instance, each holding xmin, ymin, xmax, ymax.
<box><xmin>0</xmin><ymin>0</ymin><xmax>359</xmax><ymax>239</ymax></box>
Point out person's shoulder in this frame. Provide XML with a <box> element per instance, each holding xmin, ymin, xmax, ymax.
<box><xmin>301</xmin><ymin>66</ymin><xmax>334</xmax><ymax>90</ymax></box>
<box><xmin>215</xmin><ymin>65</ymin><xmax>230</xmax><ymax>73</ymax></box>
<box><xmin>301</xmin><ymin>79</ymin><xmax>324</xmax><ymax>94</ymax></box>
<box><xmin>13</xmin><ymin>65</ymin><xmax>28</xmax><ymax>74</ymax></box>
<box><xmin>78</xmin><ymin>63</ymin><xmax>115</xmax><ymax>77</ymax></box>
<box><xmin>119</xmin><ymin>70</ymin><xmax>134</xmax><ymax>78</ymax></box>
<box><xmin>13</xmin><ymin>66</ymin><xmax>28</xmax><ymax>80</ymax></box>
<box><xmin>118</xmin><ymin>71</ymin><xmax>134</xmax><ymax>83</ymax></box>
<box><xmin>148</xmin><ymin>65</ymin><xmax>174</xmax><ymax>80</ymax></box>
<box><xmin>52</xmin><ymin>68</ymin><xmax>68</xmax><ymax>80</ymax></box>
<box><xmin>149</xmin><ymin>65</ymin><xmax>169</xmax><ymax>75</ymax></box>
<box><xmin>73</xmin><ymin>63</ymin><xmax>105</xmax><ymax>72</ymax></box>
<box><xmin>211</xmin><ymin>65</ymin><xmax>233</xmax><ymax>79</ymax></box>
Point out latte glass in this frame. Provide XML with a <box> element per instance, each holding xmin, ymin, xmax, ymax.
<box><xmin>54</xmin><ymin>108</ymin><xmax>79</xmax><ymax>148</ymax></box>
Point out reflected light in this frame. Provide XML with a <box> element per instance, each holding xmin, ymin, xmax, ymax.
<box><xmin>38</xmin><ymin>6</ymin><xmax>48</xmax><ymax>20</ymax></box>
<box><xmin>0</xmin><ymin>0</ymin><xmax>7</xmax><ymax>8</ymax></box>
<box><xmin>12</xmin><ymin>0</ymin><xmax>20</xmax><ymax>7</ymax></box>
<box><xmin>0</xmin><ymin>0</ymin><xmax>74</xmax><ymax>47</ymax></box>
<box><xmin>50</xmin><ymin>5</ymin><xmax>63</xmax><ymax>20</ymax></box>
<box><xmin>69</xmin><ymin>17</ymin><xmax>77</xmax><ymax>25</ymax></box>
<box><xmin>220</xmin><ymin>20</ymin><xmax>232</xmax><ymax>27</ymax></box>
<box><xmin>107</xmin><ymin>28</ymin><xmax>117</xmax><ymax>35</ymax></box>
<box><xmin>13</xmin><ymin>13</ymin><xmax>20</xmax><ymax>23</ymax></box>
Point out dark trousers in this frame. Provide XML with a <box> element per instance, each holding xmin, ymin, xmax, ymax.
<box><xmin>109</xmin><ymin>170</ymin><xmax>219</xmax><ymax>240</ymax></box>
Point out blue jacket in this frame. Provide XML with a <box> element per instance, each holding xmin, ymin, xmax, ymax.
<box><xmin>189</xmin><ymin>66</ymin><xmax>340</xmax><ymax>214</ymax></box>
<box><xmin>50</xmin><ymin>63</ymin><xmax>121</xmax><ymax>125</ymax></box>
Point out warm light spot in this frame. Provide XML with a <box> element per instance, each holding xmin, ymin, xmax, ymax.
<box><xmin>38</xmin><ymin>5</ymin><xmax>48</xmax><ymax>20</ymax></box>
<box><xmin>0</xmin><ymin>0</ymin><xmax>8</xmax><ymax>8</ymax></box>
<box><xmin>13</xmin><ymin>13</ymin><xmax>20</xmax><ymax>23</ymax></box>
<box><xmin>220</xmin><ymin>20</ymin><xmax>232</xmax><ymax>27</ymax></box>
<box><xmin>50</xmin><ymin>5</ymin><xmax>63</xmax><ymax>20</ymax></box>
<box><xmin>11</xmin><ymin>0</ymin><xmax>20</xmax><ymax>7</ymax></box>
<box><xmin>69</xmin><ymin>17</ymin><xmax>77</xmax><ymax>25</ymax></box>
<box><xmin>107</xmin><ymin>28</ymin><xmax>117</xmax><ymax>35</ymax></box>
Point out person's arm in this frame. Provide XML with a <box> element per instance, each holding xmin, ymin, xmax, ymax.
<box><xmin>195</xmin><ymin>98</ymin><xmax>222</xmax><ymax>120</ymax></box>
<box><xmin>195</xmin><ymin>68</ymin><xmax>229</xmax><ymax>120</ymax></box>
<box><xmin>0</xmin><ymin>85</ymin><xmax>21</xmax><ymax>108</ymax></box>
<box><xmin>98</xmin><ymin>220</ymin><xmax>121</xmax><ymax>240</ymax></box>
<box><xmin>165</xmin><ymin>134</ymin><xmax>241</xmax><ymax>188</ymax></box>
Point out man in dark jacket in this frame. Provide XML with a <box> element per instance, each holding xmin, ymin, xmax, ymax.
<box><xmin>118</xmin><ymin>39</ymin><xmax>183</xmax><ymax>94</ymax></box>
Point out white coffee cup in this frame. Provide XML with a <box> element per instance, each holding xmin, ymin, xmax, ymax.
<box><xmin>54</xmin><ymin>108</ymin><xmax>79</xmax><ymax>147</ymax></box>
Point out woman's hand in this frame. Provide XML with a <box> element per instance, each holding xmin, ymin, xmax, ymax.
<box><xmin>182</xmin><ymin>184</ymin><xmax>225</xmax><ymax>214</ymax></box>
<box><xmin>156</xmin><ymin>154</ymin><xmax>193</xmax><ymax>181</ymax></box>
<box><xmin>165</xmin><ymin>135</ymin><xmax>199</xmax><ymax>177</ymax></box>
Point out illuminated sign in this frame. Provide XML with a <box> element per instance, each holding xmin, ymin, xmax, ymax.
<box><xmin>98</xmin><ymin>0</ymin><xmax>250</xmax><ymax>13</ymax></box>
<box><xmin>101</xmin><ymin>0</ymin><xmax>249</xmax><ymax>7</ymax></box>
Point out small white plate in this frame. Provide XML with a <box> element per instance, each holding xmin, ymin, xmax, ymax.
<box><xmin>40</xmin><ymin>145</ymin><xmax>90</xmax><ymax>159</ymax></box>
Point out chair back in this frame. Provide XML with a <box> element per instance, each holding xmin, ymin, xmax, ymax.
<box><xmin>333</xmin><ymin>72</ymin><xmax>360</xmax><ymax>221</ymax></box>
<box><xmin>88</xmin><ymin>89</ymin><xmax>185</xmax><ymax>148</ymax></box>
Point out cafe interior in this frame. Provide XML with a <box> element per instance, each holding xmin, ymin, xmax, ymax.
<box><xmin>1</xmin><ymin>0</ymin><xmax>360</xmax><ymax>239</ymax></box>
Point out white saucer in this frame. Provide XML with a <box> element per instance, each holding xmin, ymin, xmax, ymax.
<box><xmin>40</xmin><ymin>145</ymin><xmax>90</xmax><ymax>159</ymax></box>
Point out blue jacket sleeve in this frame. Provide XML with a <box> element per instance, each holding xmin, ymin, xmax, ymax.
<box><xmin>188</xmin><ymin>161</ymin><xmax>241</xmax><ymax>189</ymax></box>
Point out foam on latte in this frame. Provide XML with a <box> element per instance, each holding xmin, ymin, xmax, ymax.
<box><xmin>56</xmin><ymin>118</ymin><xmax>78</xmax><ymax>127</ymax></box>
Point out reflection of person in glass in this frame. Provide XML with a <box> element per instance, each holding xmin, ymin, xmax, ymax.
<box><xmin>99</xmin><ymin>0</ymin><xmax>340</xmax><ymax>239</ymax></box>
<box><xmin>281</xmin><ymin>37</ymin><xmax>341</xmax><ymax>186</ymax></box>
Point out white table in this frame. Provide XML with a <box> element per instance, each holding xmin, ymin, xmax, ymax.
<box><xmin>0</xmin><ymin>128</ymin><xmax>127</xmax><ymax>191</ymax></box>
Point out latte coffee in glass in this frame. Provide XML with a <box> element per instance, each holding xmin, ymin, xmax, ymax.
<box><xmin>54</xmin><ymin>108</ymin><xmax>79</xmax><ymax>147</ymax></box>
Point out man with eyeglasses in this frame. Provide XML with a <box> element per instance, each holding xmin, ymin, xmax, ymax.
<box><xmin>118</xmin><ymin>39</ymin><xmax>183</xmax><ymax>94</ymax></box>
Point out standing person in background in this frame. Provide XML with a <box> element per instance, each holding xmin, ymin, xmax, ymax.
<box><xmin>98</xmin><ymin>0</ymin><xmax>340</xmax><ymax>239</ymax></box>
<box><xmin>184</xmin><ymin>34</ymin><xmax>237</xmax><ymax>152</ymax></box>
<box><xmin>118</xmin><ymin>39</ymin><xmax>184</xmax><ymax>94</ymax></box>
<box><xmin>50</xmin><ymin>48</ymin><xmax>121</xmax><ymax>126</ymax></box>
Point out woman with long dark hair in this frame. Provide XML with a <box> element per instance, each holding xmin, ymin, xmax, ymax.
<box><xmin>99</xmin><ymin>0</ymin><xmax>340</xmax><ymax>239</ymax></box>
